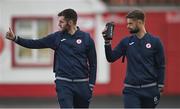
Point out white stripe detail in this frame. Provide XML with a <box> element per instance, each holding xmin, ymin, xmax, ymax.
<box><xmin>89</xmin><ymin>84</ymin><xmax>94</xmax><ymax>87</ymax></box>
<box><xmin>56</xmin><ymin>76</ymin><xmax>89</xmax><ymax>82</ymax></box>
<box><xmin>158</xmin><ymin>84</ymin><xmax>164</xmax><ymax>88</ymax></box>
<box><xmin>125</xmin><ymin>82</ymin><xmax>157</xmax><ymax>88</ymax></box>
<box><xmin>14</xmin><ymin>36</ymin><xmax>18</xmax><ymax>42</ymax></box>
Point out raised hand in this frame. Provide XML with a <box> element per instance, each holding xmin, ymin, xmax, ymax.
<box><xmin>102</xmin><ymin>27</ymin><xmax>111</xmax><ymax>44</ymax></box>
<box><xmin>102</xmin><ymin>27</ymin><xmax>108</xmax><ymax>39</ymax></box>
<box><xmin>6</xmin><ymin>27</ymin><xmax>15</xmax><ymax>41</ymax></box>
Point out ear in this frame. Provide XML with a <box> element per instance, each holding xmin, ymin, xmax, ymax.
<box><xmin>68</xmin><ymin>20</ymin><xmax>73</xmax><ymax>26</ymax></box>
<box><xmin>137</xmin><ymin>20</ymin><xmax>141</xmax><ymax>24</ymax></box>
<box><xmin>138</xmin><ymin>20</ymin><xmax>144</xmax><ymax>25</ymax></box>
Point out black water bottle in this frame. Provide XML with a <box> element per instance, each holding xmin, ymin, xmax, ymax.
<box><xmin>104</xmin><ymin>22</ymin><xmax>114</xmax><ymax>40</ymax></box>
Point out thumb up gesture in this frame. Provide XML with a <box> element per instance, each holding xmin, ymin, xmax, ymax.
<box><xmin>6</xmin><ymin>27</ymin><xmax>15</xmax><ymax>41</ymax></box>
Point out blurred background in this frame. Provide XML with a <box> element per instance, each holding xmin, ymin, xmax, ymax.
<box><xmin>0</xmin><ymin>0</ymin><xmax>180</xmax><ymax>108</ymax></box>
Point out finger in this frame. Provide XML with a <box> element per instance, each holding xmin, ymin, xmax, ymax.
<box><xmin>9</xmin><ymin>27</ymin><xmax>15</xmax><ymax>36</ymax></box>
<box><xmin>9</xmin><ymin>27</ymin><xmax>12</xmax><ymax>32</ymax></box>
<box><xmin>9</xmin><ymin>27</ymin><xmax>14</xmax><ymax>34</ymax></box>
<box><xmin>103</xmin><ymin>28</ymin><xmax>107</xmax><ymax>31</ymax></box>
<box><xmin>104</xmin><ymin>26</ymin><xmax>107</xmax><ymax>30</ymax></box>
<box><xmin>102</xmin><ymin>28</ymin><xmax>107</xmax><ymax>33</ymax></box>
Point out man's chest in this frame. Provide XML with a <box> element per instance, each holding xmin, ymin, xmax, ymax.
<box><xmin>57</xmin><ymin>37</ymin><xmax>87</xmax><ymax>54</ymax></box>
<box><xmin>127</xmin><ymin>39</ymin><xmax>156</xmax><ymax>58</ymax></box>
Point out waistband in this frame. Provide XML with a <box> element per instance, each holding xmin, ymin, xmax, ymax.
<box><xmin>124</xmin><ymin>82</ymin><xmax>157</xmax><ymax>88</ymax></box>
<box><xmin>56</xmin><ymin>76</ymin><xmax>89</xmax><ymax>82</ymax></box>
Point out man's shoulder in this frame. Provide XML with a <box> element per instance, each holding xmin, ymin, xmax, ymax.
<box><xmin>121</xmin><ymin>35</ymin><xmax>134</xmax><ymax>42</ymax></box>
<box><xmin>77</xmin><ymin>30</ymin><xmax>92</xmax><ymax>40</ymax></box>
<box><xmin>116</xmin><ymin>35</ymin><xmax>133</xmax><ymax>47</ymax></box>
<box><xmin>53</xmin><ymin>31</ymin><xmax>63</xmax><ymax>35</ymax></box>
<box><xmin>78</xmin><ymin>30</ymin><xmax>90</xmax><ymax>36</ymax></box>
<box><xmin>49</xmin><ymin>31</ymin><xmax>64</xmax><ymax>39</ymax></box>
<box><xmin>146</xmin><ymin>33</ymin><xmax>162</xmax><ymax>46</ymax></box>
<box><xmin>147</xmin><ymin>33</ymin><xmax>160</xmax><ymax>40</ymax></box>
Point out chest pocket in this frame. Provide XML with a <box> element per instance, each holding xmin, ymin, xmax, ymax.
<box><xmin>73</xmin><ymin>38</ymin><xmax>87</xmax><ymax>55</ymax></box>
<box><xmin>141</xmin><ymin>42</ymin><xmax>155</xmax><ymax>58</ymax></box>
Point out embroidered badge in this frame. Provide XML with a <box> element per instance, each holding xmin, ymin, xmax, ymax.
<box><xmin>76</xmin><ymin>39</ymin><xmax>82</xmax><ymax>44</ymax></box>
<box><xmin>146</xmin><ymin>43</ymin><xmax>151</xmax><ymax>48</ymax></box>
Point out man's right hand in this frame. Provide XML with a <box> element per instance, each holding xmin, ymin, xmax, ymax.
<box><xmin>102</xmin><ymin>27</ymin><xmax>108</xmax><ymax>40</ymax></box>
<box><xmin>102</xmin><ymin>27</ymin><xmax>111</xmax><ymax>44</ymax></box>
<box><xmin>6</xmin><ymin>27</ymin><xmax>15</xmax><ymax>41</ymax></box>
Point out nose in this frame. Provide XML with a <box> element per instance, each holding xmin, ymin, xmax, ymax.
<box><xmin>58</xmin><ymin>23</ymin><xmax>61</xmax><ymax>27</ymax></box>
<box><xmin>126</xmin><ymin>24</ymin><xmax>130</xmax><ymax>28</ymax></box>
<box><xmin>127</xmin><ymin>25</ymin><xmax>130</xmax><ymax>29</ymax></box>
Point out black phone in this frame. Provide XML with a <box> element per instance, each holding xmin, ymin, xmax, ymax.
<box><xmin>103</xmin><ymin>22</ymin><xmax>114</xmax><ymax>40</ymax></box>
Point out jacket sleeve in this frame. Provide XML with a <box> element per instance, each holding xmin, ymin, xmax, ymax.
<box><xmin>104</xmin><ymin>38</ymin><xmax>127</xmax><ymax>63</ymax></box>
<box><xmin>155</xmin><ymin>38</ymin><xmax>166</xmax><ymax>88</ymax></box>
<box><xmin>87</xmin><ymin>36</ymin><xmax>97</xmax><ymax>87</ymax></box>
<box><xmin>14</xmin><ymin>33</ymin><xmax>56</xmax><ymax>50</ymax></box>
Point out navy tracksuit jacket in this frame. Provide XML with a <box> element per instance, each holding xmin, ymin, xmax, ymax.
<box><xmin>14</xmin><ymin>28</ymin><xmax>97</xmax><ymax>108</ymax></box>
<box><xmin>105</xmin><ymin>33</ymin><xmax>165</xmax><ymax>86</ymax></box>
<box><xmin>14</xmin><ymin>29</ymin><xmax>97</xmax><ymax>85</ymax></box>
<box><xmin>105</xmin><ymin>33</ymin><xmax>165</xmax><ymax>108</ymax></box>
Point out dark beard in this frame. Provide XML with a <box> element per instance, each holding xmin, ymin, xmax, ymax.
<box><xmin>60</xmin><ymin>26</ymin><xmax>69</xmax><ymax>33</ymax></box>
<box><xmin>129</xmin><ymin>27</ymin><xmax>140</xmax><ymax>34</ymax></box>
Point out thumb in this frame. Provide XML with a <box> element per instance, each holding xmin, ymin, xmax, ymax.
<box><xmin>9</xmin><ymin>27</ymin><xmax>15</xmax><ymax>35</ymax></box>
<box><xmin>9</xmin><ymin>27</ymin><xmax>13</xmax><ymax>33</ymax></box>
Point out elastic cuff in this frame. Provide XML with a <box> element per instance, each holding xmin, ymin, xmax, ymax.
<box><xmin>158</xmin><ymin>84</ymin><xmax>164</xmax><ymax>88</ymax></box>
<box><xmin>105</xmin><ymin>41</ymin><xmax>111</xmax><ymax>45</ymax></box>
<box><xmin>89</xmin><ymin>84</ymin><xmax>94</xmax><ymax>91</ymax></box>
<box><xmin>13</xmin><ymin>36</ymin><xmax>18</xmax><ymax>42</ymax></box>
<box><xmin>12</xmin><ymin>35</ymin><xmax>16</xmax><ymax>41</ymax></box>
<box><xmin>89</xmin><ymin>84</ymin><xmax>94</xmax><ymax>88</ymax></box>
<box><xmin>14</xmin><ymin>36</ymin><xmax>19</xmax><ymax>42</ymax></box>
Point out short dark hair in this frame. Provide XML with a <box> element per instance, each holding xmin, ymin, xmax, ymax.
<box><xmin>58</xmin><ymin>8</ymin><xmax>78</xmax><ymax>24</ymax></box>
<box><xmin>126</xmin><ymin>10</ymin><xmax>145</xmax><ymax>21</ymax></box>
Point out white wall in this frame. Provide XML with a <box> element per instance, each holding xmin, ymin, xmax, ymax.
<box><xmin>0</xmin><ymin>0</ymin><xmax>110</xmax><ymax>84</ymax></box>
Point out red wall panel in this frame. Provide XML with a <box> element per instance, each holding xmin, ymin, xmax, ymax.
<box><xmin>165</xmin><ymin>21</ymin><xmax>180</xmax><ymax>95</ymax></box>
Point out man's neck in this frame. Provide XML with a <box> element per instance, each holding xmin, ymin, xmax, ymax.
<box><xmin>68</xmin><ymin>26</ymin><xmax>77</xmax><ymax>35</ymax></box>
<box><xmin>136</xmin><ymin>27</ymin><xmax>147</xmax><ymax>39</ymax></box>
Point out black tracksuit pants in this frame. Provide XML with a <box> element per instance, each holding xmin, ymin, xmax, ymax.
<box><xmin>55</xmin><ymin>79</ymin><xmax>92</xmax><ymax>108</ymax></box>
